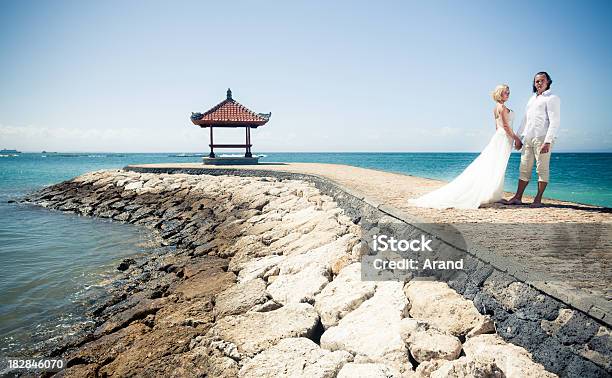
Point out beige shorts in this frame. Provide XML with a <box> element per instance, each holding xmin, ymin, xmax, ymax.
<box><xmin>519</xmin><ymin>137</ymin><xmax>553</xmax><ymax>183</ymax></box>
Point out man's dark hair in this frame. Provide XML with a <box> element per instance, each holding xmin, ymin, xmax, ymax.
<box><xmin>533</xmin><ymin>71</ymin><xmax>553</xmax><ymax>93</ymax></box>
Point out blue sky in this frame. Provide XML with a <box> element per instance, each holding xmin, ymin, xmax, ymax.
<box><xmin>1</xmin><ymin>0</ymin><xmax>611</xmax><ymax>152</ymax></box>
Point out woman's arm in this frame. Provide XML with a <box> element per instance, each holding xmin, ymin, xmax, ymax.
<box><xmin>499</xmin><ymin>106</ymin><xmax>521</xmax><ymax>144</ymax></box>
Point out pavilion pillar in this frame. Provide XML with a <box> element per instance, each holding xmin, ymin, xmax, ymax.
<box><xmin>209</xmin><ymin>126</ymin><xmax>215</xmax><ymax>158</ymax></box>
<box><xmin>245</xmin><ymin>127</ymin><xmax>252</xmax><ymax>158</ymax></box>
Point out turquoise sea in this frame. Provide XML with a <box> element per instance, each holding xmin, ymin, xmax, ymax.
<box><xmin>0</xmin><ymin>152</ymin><xmax>611</xmax><ymax>357</ymax></box>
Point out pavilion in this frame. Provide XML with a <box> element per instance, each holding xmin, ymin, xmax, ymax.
<box><xmin>190</xmin><ymin>89</ymin><xmax>271</xmax><ymax>164</ymax></box>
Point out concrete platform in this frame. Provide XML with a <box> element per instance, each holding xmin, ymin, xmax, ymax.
<box><xmin>124</xmin><ymin>162</ymin><xmax>612</xmax><ymax>327</ymax></box>
<box><xmin>202</xmin><ymin>156</ymin><xmax>259</xmax><ymax>165</ymax></box>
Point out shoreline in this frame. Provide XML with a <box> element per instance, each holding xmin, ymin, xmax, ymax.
<box><xmin>9</xmin><ymin>166</ymin><xmax>611</xmax><ymax>376</ymax></box>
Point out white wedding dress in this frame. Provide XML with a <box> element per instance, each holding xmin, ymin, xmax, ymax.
<box><xmin>409</xmin><ymin>111</ymin><xmax>514</xmax><ymax>209</ymax></box>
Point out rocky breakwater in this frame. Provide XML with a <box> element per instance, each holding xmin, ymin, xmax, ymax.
<box><xmin>22</xmin><ymin>169</ymin><xmax>560</xmax><ymax>377</ymax></box>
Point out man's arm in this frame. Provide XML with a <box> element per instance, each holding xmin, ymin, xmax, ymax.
<box><xmin>517</xmin><ymin>96</ymin><xmax>533</xmax><ymax>140</ymax></box>
<box><xmin>516</xmin><ymin>114</ymin><xmax>526</xmax><ymax>140</ymax></box>
<box><xmin>544</xmin><ymin>96</ymin><xmax>561</xmax><ymax>144</ymax></box>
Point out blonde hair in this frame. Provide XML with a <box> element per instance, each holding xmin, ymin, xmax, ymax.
<box><xmin>491</xmin><ymin>84</ymin><xmax>509</xmax><ymax>102</ymax></box>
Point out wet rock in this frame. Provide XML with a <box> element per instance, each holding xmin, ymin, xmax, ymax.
<box><xmin>66</xmin><ymin>323</ymin><xmax>149</xmax><ymax>367</ymax></box>
<box><xmin>117</xmin><ymin>258</ymin><xmax>137</xmax><ymax>271</ymax></box>
<box><xmin>113</xmin><ymin>211</ymin><xmax>131</xmax><ymax>222</ymax></box>
<box><xmin>130</xmin><ymin>206</ymin><xmax>154</xmax><ymax>221</ymax></box>
<box><xmin>96</xmin><ymin>209</ymin><xmax>119</xmax><ymax>218</ymax></box>
<box><xmin>94</xmin><ymin>297</ymin><xmax>168</xmax><ymax>337</ymax></box>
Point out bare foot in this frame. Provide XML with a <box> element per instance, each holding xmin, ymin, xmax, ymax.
<box><xmin>529</xmin><ymin>202</ymin><xmax>544</xmax><ymax>208</ymax></box>
<box><xmin>507</xmin><ymin>198</ymin><xmax>524</xmax><ymax>205</ymax></box>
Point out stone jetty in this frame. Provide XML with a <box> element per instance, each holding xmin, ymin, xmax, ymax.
<box><xmin>20</xmin><ymin>168</ymin><xmax>610</xmax><ymax>377</ymax></box>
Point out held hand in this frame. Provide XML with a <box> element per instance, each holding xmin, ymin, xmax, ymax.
<box><xmin>540</xmin><ymin>143</ymin><xmax>551</xmax><ymax>154</ymax></box>
<box><xmin>514</xmin><ymin>139</ymin><xmax>523</xmax><ymax>150</ymax></box>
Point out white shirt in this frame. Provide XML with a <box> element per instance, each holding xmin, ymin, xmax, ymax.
<box><xmin>517</xmin><ymin>89</ymin><xmax>561</xmax><ymax>144</ymax></box>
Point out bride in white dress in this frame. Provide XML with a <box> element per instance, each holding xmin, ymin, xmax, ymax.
<box><xmin>409</xmin><ymin>85</ymin><xmax>522</xmax><ymax>209</ymax></box>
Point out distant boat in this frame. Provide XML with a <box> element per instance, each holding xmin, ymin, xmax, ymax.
<box><xmin>0</xmin><ymin>149</ymin><xmax>21</xmax><ymax>154</ymax></box>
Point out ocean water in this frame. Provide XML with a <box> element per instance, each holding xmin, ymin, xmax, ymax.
<box><xmin>0</xmin><ymin>152</ymin><xmax>610</xmax><ymax>357</ymax></box>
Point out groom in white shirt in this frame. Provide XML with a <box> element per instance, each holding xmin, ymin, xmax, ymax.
<box><xmin>505</xmin><ymin>72</ymin><xmax>560</xmax><ymax>207</ymax></box>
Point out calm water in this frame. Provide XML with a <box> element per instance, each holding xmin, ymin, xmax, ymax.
<box><xmin>0</xmin><ymin>152</ymin><xmax>610</xmax><ymax>357</ymax></box>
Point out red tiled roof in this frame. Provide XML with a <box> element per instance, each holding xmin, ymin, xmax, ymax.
<box><xmin>191</xmin><ymin>89</ymin><xmax>271</xmax><ymax>127</ymax></box>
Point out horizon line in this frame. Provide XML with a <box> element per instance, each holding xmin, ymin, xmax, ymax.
<box><xmin>7</xmin><ymin>150</ymin><xmax>612</xmax><ymax>154</ymax></box>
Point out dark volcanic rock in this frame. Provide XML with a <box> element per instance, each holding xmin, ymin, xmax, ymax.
<box><xmin>117</xmin><ymin>258</ymin><xmax>137</xmax><ymax>271</ymax></box>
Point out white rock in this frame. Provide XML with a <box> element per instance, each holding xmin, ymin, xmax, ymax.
<box><xmin>124</xmin><ymin>181</ymin><xmax>144</xmax><ymax>190</ymax></box>
<box><xmin>406</xmin><ymin>329</ymin><xmax>462</xmax><ymax>363</ymax></box>
<box><xmin>314</xmin><ymin>263</ymin><xmax>377</xmax><ymax>329</ymax></box>
<box><xmin>237</xmin><ymin>255</ymin><xmax>284</xmax><ymax>283</ymax></box>
<box><xmin>265</xmin><ymin>235</ymin><xmax>358</xmax><ymax>304</ymax></box>
<box><xmin>239</xmin><ymin>337</ymin><xmax>352</xmax><ymax>378</ymax></box>
<box><xmin>405</xmin><ymin>281</ymin><xmax>484</xmax><ymax>336</ymax></box>
<box><xmin>267</xmin><ymin>264</ymin><xmax>331</xmax><ymax>304</ymax></box>
<box><xmin>320</xmin><ymin>282</ymin><xmax>412</xmax><ymax>374</ymax></box>
<box><xmin>399</xmin><ymin>318</ymin><xmax>428</xmax><ymax>341</ymax></box>
<box><xmin>337</xmin><ymin>363</ymin><xmax>402</xmax><ymax>378</ymax></box>
<box><xmin>277</xmin><ymin>234</ymin><xmax>355</xmax><ymax>273</ymax></box>
<box><xmin>249</xmin><ymin>299</ymin><xmax>282</xmax><ymax>313</ymax></box>
<box><xmin>466</xmin><ymin>315</ymin><xmax>496</xmax><ymax>338</ymax></box>
<box><xmin>208</xmin><ymin>303</ymin><xmax>319</xmax><ymax>356</ymax></box>
<box><xmin>416</xmin><ymin>357</ymin><xmax>504</xmax><ymax>378</ymax></box>
<box><xmin>463</xmin><ymin>334</ymin><xmax>556</xmax><ymax>378</ymax></box>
